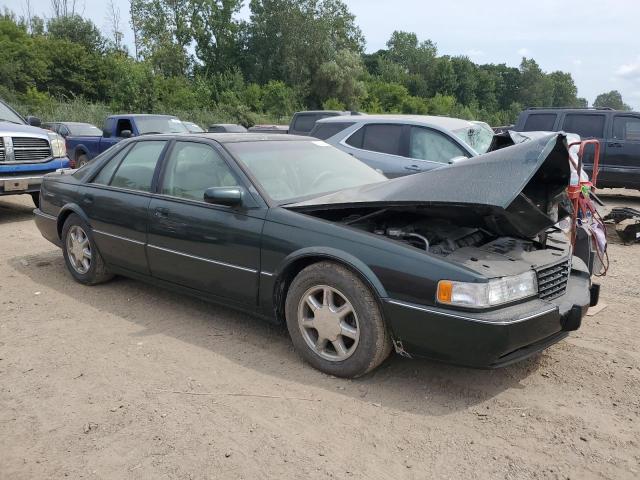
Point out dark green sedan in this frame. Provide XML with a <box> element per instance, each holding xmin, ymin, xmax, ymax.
<box><xmin>34</xmin><ymin>133</ymin><xmax>597</xmax><ymax>378</ymax></box>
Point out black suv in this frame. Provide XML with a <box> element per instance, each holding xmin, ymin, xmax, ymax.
<box><xmin>514</xmin><ymin>107</ymin><xmax>640</xmax><ymax>189</ymax></box>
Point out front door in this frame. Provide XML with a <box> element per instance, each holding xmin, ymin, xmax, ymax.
<box><xmin>81</xmin><ymin>139</ymin><xmax>168</xmax><ymax>274</ymax></box>
<box><xmin>607</xmin><ymin>114</ymin><xmax>640</xmax><ymax>188</ymax></box>
<box><xmin>146</xmin><ymin>140</ymin><xmax>265</xmax><ymax>306</ymax></box>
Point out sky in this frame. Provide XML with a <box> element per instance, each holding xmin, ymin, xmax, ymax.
<box><xmin>4</xmin><ymin>0</ymin><xmax>640</xmax><ymax>109</ymax></box>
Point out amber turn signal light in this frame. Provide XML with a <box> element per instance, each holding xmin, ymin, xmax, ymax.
<box><xmin>437</xmin><ymin>280</ymin><xmax>453</xmax><ymax>303</ymax></box>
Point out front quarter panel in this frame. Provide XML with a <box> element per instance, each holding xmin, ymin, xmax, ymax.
<box><xmin>259</xmin><ymin>207</ymin><xmax>482</xmax><ymax>317</ymax></box>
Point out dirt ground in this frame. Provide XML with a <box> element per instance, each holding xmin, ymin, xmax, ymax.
<box><xmin>0</xmin><ymin>191</ymin><xmax>639</xmax><ymax>480</ymax></box>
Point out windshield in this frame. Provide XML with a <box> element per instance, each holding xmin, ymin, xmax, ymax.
<box><xmin>453</xmin><ymin>122</ymin><xmax>494</xmax><ymax>154</ymax></box>
<box><xmin>226</xmin><ymin>140</ymin><xmax>387</xmax><ymax>203</ymax></box>
<box><xmin>0</xmin><ymin>100</ymin><xmax>25</xmax><ymax>124</ymax></box>
<box><xmin>69</xmin><ymin>123</ymin><xmax>102</xmax><ymax>136</ymax></box>
<box><xmin>184</xmin><ymin>122</ymin><xmax>204</xmax><ymax>133</ymax></box>
<box><xmin>136</xmin><ymin>117</ymin><xmax>188</xmax><ymax>134</ymax></box>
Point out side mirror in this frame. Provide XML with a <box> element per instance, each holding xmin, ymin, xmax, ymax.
<box><xmin>203</xmin><ymin>186</ymin><xmax>244</xmax><ymax>207</ymax></box>
<box><xmin>26</xmin><ymin>116</ymin><xmax>41</xmax><ymax>127</ymax></box>
<box><xmin>120</xmin><ymin>129</ymin><xmax>132</xmax><ymax>138</ymax></box>
<box><xmin>103</xmin><ymin>130</ymin><xmax>111</xmax><ymax>138</ymax></box>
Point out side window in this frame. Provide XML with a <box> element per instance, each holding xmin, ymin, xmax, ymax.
<box><xmin>160</xmin><ymin>142</ymin><xmax>238</xmax><ymax>201</ymax></box>
<box><xmin>116</xmin><ymin>119</ymin><xmax>133</xmax><ymax>137</ymax></box>
<box><xmin>109</xmin><ymin>141</ymin><xmax>166</xmax><ymax>192</ymax></box>
<box><xmin>59</xmin><ymin>125</ymin><xmax>70</xmax><ymax>137</ymax></box>
<box><xmin>562</xmin><ymin>114</ymin><xmax>605</xmax><ymax>138</ymax></box>
<box><xmin>409</xmin><ymin>127</ymin><xmax>467</xmax><ymax>163</ymax></box>
<box><xmin>523</xmin><ymin>114</ymin><xmax>557</xmax><ymax>132</ymax></box>
<box><xmin>311</xmin><ymin>122</ymin><xmax>355</xmax><ymax>140</ymax></box>
<box><xmin>613</xmin><ymin>116</ymin><xmax>640</xmax><ymax>141</ymax></box>
<box><xmin>360</xmin><ymin>124</ymin><xmax>403</xmax><ymax>155</ymax></box>
<box><xmin>345</xmin><ymin>126</ymin><xmax>364</xmax><ymax>148</ymax></box>
<box><xmin>92</xmin><ymin>145</ymin><xmax>131</xmax><ymax>185</ymax></box>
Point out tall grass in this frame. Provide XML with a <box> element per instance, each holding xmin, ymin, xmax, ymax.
<box><xmin>12</xmin><ymin>97</ymin><xmax>288</xmax><ymax>129</ymax></box>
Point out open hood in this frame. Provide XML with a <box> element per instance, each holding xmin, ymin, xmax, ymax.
<box><xmin>288</xmin><ymin>133</ymin><xmax>572</xmax><ymax>239</ymax></box>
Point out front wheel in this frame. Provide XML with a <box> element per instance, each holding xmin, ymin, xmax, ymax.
<box><xmin>285</xmin><ymin>262</ymin><xmax>392</xmax><ymax>378</ymax></box>
<box><xmin>62</xmin><ymin>214</ymin><xmax>113</xmax><ymax>285</ymax></box>
<box><xmin>76</xmin><ymin>153</ymin><xmax>89</xmax><ymax>168</ymax></box>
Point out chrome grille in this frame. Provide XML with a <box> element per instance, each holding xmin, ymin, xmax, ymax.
<box><xmin>536</xmin><ymin>260</ymin><xmax>570</xmax><ymax>301</ymax></box>
<box><xmin>10</xmin><ymin>137</ymin><xmax>52</xmax><ymax>162</ymax></box>
<box><xmin>0</xmin><ymin>137</ymin><xmax>4</xmax><ymax>161</ymax></box>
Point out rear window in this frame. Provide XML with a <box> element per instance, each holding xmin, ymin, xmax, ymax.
<box><xmin>523</xmin><ymin>113</ymin><xmax>557</xmax><ymax>131</ymax></box>
<box><xmin>562</xmin><ymin>114</ymin><xmax>605</xmax><ymax>138</ymax></box>
<box><xmin>293</xmin><ymin>114</ymin><xmax>321</xmax><ymax>133</ymax></box>
<box><xmin>310</xmin><ymin>122</ymin><xmax>354</xmax><ymax>140</ymax></box>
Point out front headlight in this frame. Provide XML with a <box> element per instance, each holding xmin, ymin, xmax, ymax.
<box><xmin>437</xmin><ymin>271</ymin><xmax>538</xmax><ymax>308</ymax></box>
<box><xmin>47</xmin><ymin>132</ymin><xmax>66</xmax><ymax>158</ymax></box>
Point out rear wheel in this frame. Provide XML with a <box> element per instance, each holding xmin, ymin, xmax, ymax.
<box><xmin>62</xmin><ymin>214</ymin><xmax>113</xmax><ymax>285</ymax></box>
<box><xmin>285</xmin><ymin>261</ymin><xmax>392</xmax><ymax>378</ymax></box>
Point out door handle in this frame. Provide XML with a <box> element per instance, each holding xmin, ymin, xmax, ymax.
<box><xmin>154</xmin><ymin>207</ymin><xmax>169</xmax><ymax>217</ymax></box>
<box><xmin>82</xmin><ymin>194</ymin><xmax>93</xmax><ymax>204</ymax></box>
<box><xmin>607</xmin><ymin>142</ymin><xmax>623</xmax><ymax>148</ymax></box>
<box><xmin>404</xmin><ymin>165</ymin><xmax>421</xmax><ymax>172</ymax></box>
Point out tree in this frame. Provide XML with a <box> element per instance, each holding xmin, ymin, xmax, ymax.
<box><xmin>47</xmin><ymin>14</ymin><xmax>105</xmax><ymax>54</ymax></box>
<box><xmin>313</xmin><ymin>49</ymin><xmax>366</xmax><ymax>109</ymax></box>
<box><xmin>244</xmin><ymin>0</ymin><xmax>364</xmax><ymax>104</ymax></box>
<box><xmin>593</xmin><ymin>90</ymin><xmax>631</xmax><ymax>110</ymax></box>
<box><xmin>548</xmin><ymin>71</ymin><xmax>580</xmax><ymax>107</ymax></box>
<box><xmin>105</xmin><ymin>0</ymin><xmax>124</xmax><ymax>51</ymax></box>
<box><xmin>518</xmin><ymin>57</ymin><xmax>553</xmax><ymax>107</ymax></box>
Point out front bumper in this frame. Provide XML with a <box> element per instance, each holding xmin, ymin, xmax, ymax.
<box><xmin>383</xmin><ymin>268</ymin><xmax>595</xmax><ymax>368</ymax></box>
<box><xmin>0</xmin><ymin>157</ymin><xmax>71</xmax><ymax>195</ymax></box>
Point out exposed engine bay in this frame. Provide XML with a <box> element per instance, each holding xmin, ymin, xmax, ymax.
<box><xmin>313</xmin><ymin>208</ymin><xmax>546</xmax><ymax>257</ymax></box>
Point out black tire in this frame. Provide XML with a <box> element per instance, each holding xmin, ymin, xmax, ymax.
<box><xmin>285</xmin><ymin>261</ymin><xmax>392</xmax><ymax>378</ymax></box>
<box><xmin>30</xmin><ymin>191</ymin><xmax>40</xmax><ymax>208</ymax></box>
<box><xmin>61</xmin><ymin>213</ymin><xmax>113</xmax><ymax>285</ymax></box>
<box><xmin>77</xmin><ymin>153</ymin><xmax>89</xmax><ymax>168</ymax></box>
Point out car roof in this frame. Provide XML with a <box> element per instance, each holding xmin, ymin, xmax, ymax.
<box><xmin>317</xmin><ymin>114</ymin><xmax>476</xmax><ymax>131</ymax></box>
<box><xmin>139</xmin><ymin>133</ymin><xmax>312</xmax><ymax>144</ymax></box>
<box><xmin>110</xmin><ymin>114</ymin><xmax>178</xmax><ymax>119</ymax></box>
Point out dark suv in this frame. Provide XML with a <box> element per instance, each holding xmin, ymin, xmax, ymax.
<box><xmin>514</xmin><ymin>107</ymin><xmax>640</xmax><ymax>189</ymax></box>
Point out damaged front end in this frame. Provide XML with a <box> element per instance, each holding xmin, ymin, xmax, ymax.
<box><xmin>290</xmin><ymin>133</ymin><xmax>572</xmax><ymax>257</ymax></box>
<box><xmin>287</xmin><ymin>133</ymin><xmax>596</xmax><ymax>366</ymax></box>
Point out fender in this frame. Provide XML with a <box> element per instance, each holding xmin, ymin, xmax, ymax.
<box><xmin>274</xmin><ymin>246</ymin><xmax>389</xmax><ymax>299</ymax></box>
<box><xmin>73</xmin><ymin>145</ymin><xmax>90</xmax><ymax>161</ymax></box>
<box><xmin>56</xmin><ymin>203</ymin><xmax>91</xmax><ymax>238</ymax></box>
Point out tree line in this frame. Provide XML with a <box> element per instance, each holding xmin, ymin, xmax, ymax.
<box><xmin>0</xmin><ymin>0</ymin><xmax>632</xmax><ymax>127</ymax></box>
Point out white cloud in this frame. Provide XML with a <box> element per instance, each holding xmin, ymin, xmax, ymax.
<box><xmin>572</xmin><ymin>59</ymin><xmax>583</xmax><ymax>66</ymax></box>
<box><xmin>465</xmin><ymin>49</ymin><xmax>485</xmax><ymax>58</ymax></box>
<box><xmin>517</xmin><ymin>48</ymin><xmax>531</xmax><ymax>57</ymax></box>
<box><xmin>616</xmin><ymin>57</ymin><xmax>640</xmax><ymax>81</ymax></box>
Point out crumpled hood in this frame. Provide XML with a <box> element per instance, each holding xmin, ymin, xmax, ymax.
<box><xmin>289</xmin><ymin>133</ymin><xmax>572</xmax><ymax>239</ymax></box>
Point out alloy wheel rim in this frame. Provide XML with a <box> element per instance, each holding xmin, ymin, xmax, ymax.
<box><xmin>297</xmin><ymin>285</ymin><xmax>360</xmax><ymax>362</ymax></box>
<box><xmin>66</xmin><ymin>225</ymin><xmax>92</xmax><ymax>274</ymax></box>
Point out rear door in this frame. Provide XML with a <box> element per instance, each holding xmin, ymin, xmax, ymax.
<box><xmin>146</xmin><ymin>139</ymin><xmax>265</xmax><ymax>305</ymax></box>
<box><xmin>607</xmin><ymin>114</ymin><xmax>640</xmax><ymax>188</ymax></box>
<box><xmin>80</xmin><ymin>139</ymin><xmax>168</xmax><ymax>274</ymax></box>
<box><xmin>341</xmin><ymin>123</ymin><xmax>412</xmax><ymax>177</ymax></box>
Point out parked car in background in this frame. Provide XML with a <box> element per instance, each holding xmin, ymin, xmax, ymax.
<box><xmin>0</xmin><ymin>98</ymin><xmax>70</xmax><ymax>207</ymax></box>
<box><xmin>182</xmin><ymin>121</ymin><xmax>204</xmax><ymax>133</ymax></box>
<box><xmin>514</xmin><ymin>107</ymin><xmax>640</xmax><ymax>189</ymax></box>
<box><xmin>312</xmin><ymin>115</ymin><xmax>494</xmax><ymax>177</ymax></box>
<box><xmin>248</xmin><ymin>124</ymin><xmax>289</xmax><ymax>134</ymax></box>
<box><xmin>289</xmin><ymin>110</ymin><xmax>359</xmax><ymax>136</ymax></box>
<box><xmin>33</xmin><ymin>132</ymin><xmax>597</xmax><ymax>377</ymax></box>
<box><xmin>65</xmin><ymin>114</ymin><xmax>188</xmax><ymax>168</ymax></box>
<box><xmin>207</xmin><ymin>124</ymin><xmax>247</xmax><ymax>133</ymax></box>
<box><xmin>42</xmin><ymin>121</ymin><xmax>102</xmax><ymax>138</ymax></box>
